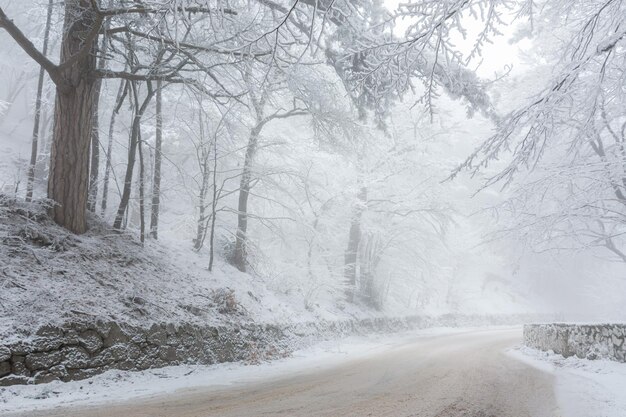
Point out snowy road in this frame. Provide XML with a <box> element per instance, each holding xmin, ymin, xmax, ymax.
<box><xmin>12</xmin><ymin>328</ymin><xmax>560</xmax><ymax>417</ymax></box>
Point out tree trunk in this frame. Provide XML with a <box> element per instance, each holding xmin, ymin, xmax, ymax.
<box><xmin>149</xmin><ymin>80</ymin><xmax>163</xmax><ymax>239</ymax></box>
<box><xmin>192</xmin><ymin>108</ymin><xmax>211</xmax><ymax>250</ymax></box>
<box><xmin>193</xmin><ymin>164</ymin><xmax>210</xmax><ymax>250</ymax></box>
<box><xmin>138</xmin><ymin>126</ymin><xmax>146</xmax><ymax>243</ymax></box>
<box><xmin>113</xmin><ymin>82</ymin><xmax>154</xmax><ymax>230</ymax></box>
<box><xmin>48</xmin><ymin>0</ymin><xmax>99</xmax><ymax>234</ymax></box>
<box><xmin>40</xmin><ymin>85</ymin><xmax>55</xmax><ymax>165</ymax></box>
<box><xmin>344</xmin><ymin>185</ymin><xmax>367</xmax><ymax>302</ymax></box>
<box><xmin>87</xmin><ymin>85</ymin><xmax>101</xmax><ymax>212</ymax></box>
<box><xmin>101</xmin><ymin>79</ymin><xmax>127</xmax><ymax>215</ymax></box>
<box><xmin>25</xmin><ymin>0</ymin><xmax>53</xmax><ymax>202</ymax></box>
<box><xmin>231</xmin><ymin>125</ymin><xmax>262</xmax><ymax>272</ymax></box>
<box><xmin>208</xmin><ymin>136</ymin><xmax>219</xmax><ymax>271</ymax></box>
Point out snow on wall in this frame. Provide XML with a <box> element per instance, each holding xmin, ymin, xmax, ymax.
<box><xmin>0</xmin><ymin>314</ymin><xmax>549</xmax><ymax>386</ymax></box>
<box><xmin>523</xmin><ymin>323</ymin><xmax>626</xmax><ymax>363</ymax></box>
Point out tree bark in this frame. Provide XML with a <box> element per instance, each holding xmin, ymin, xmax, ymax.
<box><xmin>149</xmin><ymin>80</ymin><xmax>163</xmax><ymax>239</ymax></box>
<box><xmin>47</xmin><ymin>0</ymin><xmax>100</xmax><ymax>233</ymax></box>
<box><xmin>25</xmin><ymin>0</ymin><xmax>53</xmax><ymax>203</ymax></box>
<box><xmin>87</xmin><ymin>86</ymin><xmax>101</xmax><ymax>212</ymax></box>
<box><xmin>344</xmin><ymin>185</ymin><xmax>367</xmax><ymax>302</ymax></box>
<box><xmin>208</xmin><ymin>136</ymin><xmax>219</xmax><ymax>271</ymax></box>
<box><xmin>193</xmin><ymin>165</ymin><xmax>210</xmax><ymax>250</ymax></box>
<box><xmin>101</xmin><ymin>79</ymin><xmax>127</xmax><ymax>215</ymax></box>
<box><xmin>87</xmin><ymin>39</ymin><xmax>108</xmax><ymax>212</ymax></box>
<box><xmin>231</xmin><ymin>124</ymin><xmax>262</xmax><ymax>272</ymax></box>
<box><xmin>138</xmin><ymin>125</ymin><xmax>146</xmax><ymax>243</ymax></box>
<box><xmin>113</xmin><ymin>81</ymin><xmax>154</xmax><ymax>230</ymax></box>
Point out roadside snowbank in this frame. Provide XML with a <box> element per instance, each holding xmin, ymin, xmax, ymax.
<box><xmin>509</xmin><ymin>346</ymin><xmax>626</xmax><ymax>417</ymax></box>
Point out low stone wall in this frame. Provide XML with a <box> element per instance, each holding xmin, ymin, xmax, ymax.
<box><xmin>0</xmin><ymin>314</ymin><xmax>545</xmax><ymax>386</ymax></box>
<box><xmin>523</xmin><ymin>323</ymin><xmax>626</xmax><ymax>362</ymax></box>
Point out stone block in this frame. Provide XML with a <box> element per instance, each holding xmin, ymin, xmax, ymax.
<box><xmin>11</xmin><ymin>356</ymin><xmax>30</xmax><ymax>377</ymax></box>
<box><xmin>146</xmin><ymin>324</ymin><xmax>167</xmax><ymax>346</ymax></box>
<box><xmin>79</xmin><ymin>330</ymin><xmax>103</xmax><ymax>354</ymax></box>
<box><xmin>103</xmin><ymin>322</ymin><xmax>129</xmax><ymax>348</ymax></box>
<box><xmin>67</xmin><ymin>367</ymin><xmax>106</xmax><ymax>381</ymax></box>
<box><xmin>0</xmin><ymin>347</ymin><xmax>11</xmax><ymax>362</ymax></box>
<box><xmin>158</xmin><ymin>346</ymin><xmax>177</xmax><ymax>362</ymax></box>
<box><xmin>0</xmin><ymin>361</ymin><xmax>11</xmax><ymax>377</ymax></box>
<box><xmin>49</xmin><ymin>364</ymin><xmax>69</xmax><ymax>380</ymax></box>
<box><xmin>32</xmin><ymin>370</ymin><xmax>59</xmax><ymax>384</ymax></box>
<box><xmin>25</xmin><ymin>350</ymin><xmax>63</xmax><ymax>371</ymax></box>
<box><xmin>60</xmin><ymin>346</ymin><xmax>91</xmax><ymax>369</ymax></box>
<box><xmin>0</xmin><ymin>375</ymin><xmax>30</xmax><ymax>386</ymax></box>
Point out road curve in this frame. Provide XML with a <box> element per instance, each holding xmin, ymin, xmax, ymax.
<box><xmin>16</xmin><ymin>328</ymin><xmax>560</xmax><ymax>417</ymax></box>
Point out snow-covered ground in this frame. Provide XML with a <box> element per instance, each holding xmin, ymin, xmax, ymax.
<box><xmin>0</xmin><ymin>195</ymin><xmax>543</xmax><ymax>344</ymax></box>
<box><xmin>509</xmin><ymin>346</ymin><xmax>626</xmax><ymax>417</ymax></box>
<box><xmin>0</xmin><ymin>196</ymin><xmax>386</xmax><ymax>343</ymax></box>
<box><xmin>0</xmin><ymin>327</ymin><xmax>474</xmax><ymax>414</ymax></box>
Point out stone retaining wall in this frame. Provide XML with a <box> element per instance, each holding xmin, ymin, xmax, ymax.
<box><xmin>523</xmin><ymin>323</ymin><xmax>626</xmax><ymax>362</ymax></box>
<box><xmin>0</xmin><ymin>314</ymin><xmax>546</xmax><ymax>386</ymax></box>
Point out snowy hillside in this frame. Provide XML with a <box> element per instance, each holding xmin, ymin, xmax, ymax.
<box><xmin>0</xmin><ymin>195</ymin><xmax>321</xmax><ymax>342</ymax></box>
<box><xmin>1</xmin><ymin>194</ymin><xmax>543</xmax><ymax>345</ymax></box>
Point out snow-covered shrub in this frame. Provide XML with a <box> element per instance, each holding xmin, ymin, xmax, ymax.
<box><xmin>210</xmin><ymin>288</ymin><xmax>244</xmax><ymax>316</ymax></box>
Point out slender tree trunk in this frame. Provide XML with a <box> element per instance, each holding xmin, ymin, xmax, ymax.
<box><xmin>86</xmin><ymin>0</ymin><xmax>113</xmax><ymax>213</ymax></box>
<box><xmin>344</xmin><ymin>185</ymin><xmax>367</xmax><ymax>302</ymax></box>
<box><xmin>194</xmin><ymin>108</ymin><xmax>209</xmax><ymax>250</ymax></box>
<box><xmin>25</xmin><ymin>0</ymin><xmax>53</xmax><ymax>202</ymax></box>
<box><xmin>208</xmin><ymin>137</ymin><xmax>219</xmax><ymax>272</ymax></box>
<box><xmin>40</xmin><ymin>84</ymin><xmax>55</xmax><ymax>164</ymax></box>
<box><xmin>87</xmin><ymin>87</ymin><xmax>101</xmax><ymax>212</ymax></box>
<box><xmin>138</xmin><ymin>126</ymin><xmax>146</xmax><ymax>243</ymax></box>
<box><xmin>101</xmin><ymin>79</ymin><xmax>127</xmax><ymax>216</ymax></box>
<box><xmin>113</xmin><ymin>110</ymin><xmax>140</xmax><ymax>229</ymax></box>
<box><xmin>194</xmin><ymin>164</ymin><xmax>210</xmax><ymax>250</ymax></box>
<box><xmin>87</xmin><ymin>57</ymin><xmax>106</xmax><ymax>211</ymax></box>
<box><xmin>232</xmin><ymin>124</ymin><xmax>262</xmax><ymax>272</ymax></box>
<box><xmin>48</xmin><ymin>0</ymin><xmax>99</xmax><ymax>234</ymax></box>
<box><xmin>149</xmin><ymin>80</ymin><xmax>163</xmax><ymax>239</ymax></box>
<box><xmin>113</xmin><ymin>82</ymin><xmax>154</xmax><ymax>230</ymax></box>
<box><xmin>193</xmin><ymin>110</ymin><xmax>212</xmax><ymax>250</ymax></box>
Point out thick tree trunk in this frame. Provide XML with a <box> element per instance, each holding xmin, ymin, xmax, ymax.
<box><xmin>48</xmin><ymin>0</ymin><xmax>99</xmax><ymax>234</ymax></box>
<box><xmin>25</xmin><ymin>0</ymin><xmax>53</xmax><ymax>202</ymax></box>
<box><xmin>344</xmin><ymin>185</ymin><xmax>367</xmax><ymax>302</ymax></box>
<box><xmin>231</xmin><ymin>125</ymin><xmax>262</xmax><ymax>272</ymax></box>
<box><xmin>149</xmin><ymin>80</ymin><xmax>163</xmax><ymax>239</ymax></box>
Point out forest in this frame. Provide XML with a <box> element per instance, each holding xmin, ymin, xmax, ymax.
<box><xmin>1</xmin><ymin>0</ymin><xmax>625</xmax><ymax>315</ymax></box>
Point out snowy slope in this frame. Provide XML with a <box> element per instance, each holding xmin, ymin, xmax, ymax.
<box><xmin>0</xmin><ymin>195</ymin><xmax>327</xmax><ymax>343</ymax></box>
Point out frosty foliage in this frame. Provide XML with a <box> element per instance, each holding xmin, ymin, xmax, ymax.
<box><xmin>455</xmin><ymin>0</ymin><xmax>626</xmax><ymax>261</ymax></box>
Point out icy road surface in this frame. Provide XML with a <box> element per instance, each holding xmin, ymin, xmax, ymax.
<box><xmin>9</xmin><ymin>328</ymin><xmax>560</xmax><ymax>417</ymax></box>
